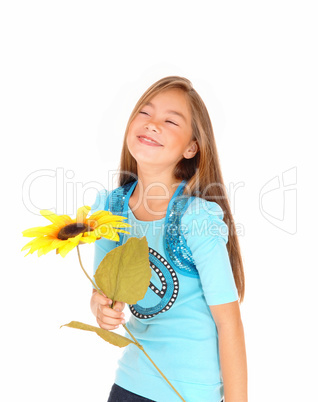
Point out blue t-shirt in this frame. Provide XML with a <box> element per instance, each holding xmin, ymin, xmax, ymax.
<box><xmin>92</xmin><ymin>185</ymin><xmax>238</xmax><ymax>402</ymax></box>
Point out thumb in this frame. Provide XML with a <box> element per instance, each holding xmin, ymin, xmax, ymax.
<box><xmin>113</xmin><ymin>301</ymin><xmax>125</xmax><ymax>312</ymax></box>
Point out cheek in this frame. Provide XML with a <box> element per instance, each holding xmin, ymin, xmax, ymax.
<box><xmin>127</xmin><ymin>119</ymin><xmax>142</xmax><ymax>139</ymax></box>
<box><xmin>126</xmin><ymin>131</ymin><xmax>134</xmax><ymax>152</ymax></box>
<box><xmin>126</xmin><ymin>125</ymin><xmax>140</xmax><ymax>157</ymax></box>
<box><xmin>127</xmin><ymin>120</ymin><xmax>136</xmax><ymax>140</ymax></box>
<box><xmin>166</xmin><ymin>131</ymin><xmax>188</xmax><ymax>148</ymax></box>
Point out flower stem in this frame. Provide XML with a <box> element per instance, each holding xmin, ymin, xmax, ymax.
<box><xmin>75</xmin><ymin>246</ymin><xmax>185</xmax><ymax>401</ymax></box>
<box><xmin>123</xmin><ymin>323</ymin><xmax>140</xmax><ymax>345</ymax></box>
<box><xmin>76</xmin><ymin>245</ymin><xmax>102</xmax><ymax>294</ymax></box>
<box><xmin>123</xmin><ymin>324</ymin><xmax>186</xmax><ymax>402</ymax></box>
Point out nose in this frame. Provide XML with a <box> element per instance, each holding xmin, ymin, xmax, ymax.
<box><xmin>145</xmin><ymin>121</ymin><xmax>160</xmax><ymax>133</ymax></box>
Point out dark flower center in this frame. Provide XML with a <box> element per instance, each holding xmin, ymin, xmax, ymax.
<box><xmin>57</xmin><ymin>223</ymin><xmax>92</xmax><ymax>240</ymax></box>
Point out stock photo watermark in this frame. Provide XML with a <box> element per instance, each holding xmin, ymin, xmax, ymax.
<box><xmin>22</xmin><ymin>166</ymin><xmax>297</xmax><ymax>236</ymax></box>
<box><xmin>259</xmin><ymin>166</ymin><xmax>297</xmax><ymax>235</ymax></box>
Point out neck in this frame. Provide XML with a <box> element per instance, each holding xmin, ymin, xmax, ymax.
<box><xmin>134</xmin><ymin>167</ymin><xmax>183</xmax><ymax>202</ymax></box>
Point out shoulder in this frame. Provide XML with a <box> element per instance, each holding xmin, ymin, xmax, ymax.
<box><xmin>183</xmin><ymin>196</ymin><xmax>225</xmax><ymax>219</ymax></box>
<box><xmin>181</xmin><ymin>196</ymin><xmax>228</xmax><ymax>244</ymax></box>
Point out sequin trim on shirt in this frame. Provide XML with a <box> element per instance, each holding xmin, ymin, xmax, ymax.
<box><xmin>164</xmin><ymin>192</ymin><xmax>199</xmax><ymax>278</ymax></box>
<box><xmin>105</xmin><ymin>180</ymin><xmax>199</xmax><ymax>280</ymax></box>
<box><xmin>105</xmin><ymin>181</ymin><xmax>136</xmax><ymax>246</ymax></box>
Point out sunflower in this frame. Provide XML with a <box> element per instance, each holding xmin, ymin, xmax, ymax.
<box><xmin>22</xmin><ymin>206</ymin><xmax>131</xmax><ymax>258</ymax></box>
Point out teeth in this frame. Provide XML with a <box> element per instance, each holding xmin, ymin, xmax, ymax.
<box><xmin>141</xmin><ymin>137</ymin><xmax>158</xmax><ymax>144</ymax></box>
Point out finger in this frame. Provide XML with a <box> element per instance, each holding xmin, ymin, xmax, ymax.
<box><xmin>96</xmin><ymin>317</ymin><xmax>120</xmax><ymax>331</ymax></box>
<box><xmin>96</xmin><ymin>313</ymin><xmax>125</xmax><ymax>327</ymax></box>
<box><xmin>99</xmin><ymin>304</ymin><xmax>125</xmax><ymax>319</ymax></box>
<box><xmin>94</xmin><ymin>292</ymin><xmax>113</xmax><ymax>306</ymax></box>
<box><xmin>113</xmin><ymin>301</ymin><xmax>125</xmax><ymax>312</ymax></box>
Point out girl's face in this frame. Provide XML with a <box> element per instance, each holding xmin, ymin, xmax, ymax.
<box><xmin>126</xmin><ymin>88</ymin><xmax>197</xmax><ymax>173</ymax></box>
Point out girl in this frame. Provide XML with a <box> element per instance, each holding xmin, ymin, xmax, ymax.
<box><xmin>90</xmin><ymin>76</ymin><xmax>247</xmax><ymax>402</ymax></box>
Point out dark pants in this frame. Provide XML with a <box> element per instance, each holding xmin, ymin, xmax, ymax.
<box><xmin>107</xmin><ymin>383</ymin><xmax>225</xmax><ymax>402</ymax></box>
<box><xmin>107</xmin><ymin>383</ymin><xmax>156</xmax><ymax>402</ymax></box>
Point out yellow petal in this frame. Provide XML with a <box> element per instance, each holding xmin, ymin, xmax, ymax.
<box><xmin>103</xmin><ymin>231</ymin><xmax>120</xmax><ymax>242</ymax></box>
<box><xmin>95</xmin><ymin>216</ymin><xmax>129</xmax><ymax>226</ymax></box>
<box><xmin>22</xmin><ymin>236</ymin><xmax>54</xmax><ymax>251</ymax></box>
<box><xmin>21</xmin><ymin>238</ymin><xmax>40</xmax><ymax>251</ymax></box>
<box><xmin>57</xmin><ymin>240</ymin><xmax>79</xmax><ymax>257</ymax></box>
<box><xmin>22</xmin><ymin>237</ymin><xmax>56</xmax><ymax>256</ymax></box>
<box><xmin>96</xmin><ymin>224</ymin><xmax>131</xmax><ymax>237</ymax></box>
<box><xmin>79</xmin><ymin>236</ymin><xmax>97</xmax><ymax>244</ymax></box>
<box><xmin>69</xmin><ymin>233</ymin><xmax>84</xmax><ymax>243</ymax></box>
<box><xmin>43</xmin><ymin>238</ymin><xmax>66</xmax><ymax>253</ymax></box>
<box><xmin>37</xmin><ymin>245</ymin><xmax>54</xmax><ymax>257</ymax></box>
<box><xmin>22</xmin><ymin>224</ymin><xmax>59</xmax><ymax>238</ymax></box>
<box><xmin>88</xmin><ymin>210</ymin><xmax>113</xmax><ymax>222</ymax></box>
<box><xmin>57</xmin><ymin>215</ymin><xmax>74</xmax><ymax>226</ymax></box>
<box><xmin>37</xmin><ymin>237</ymin><xmax>67</xmax><ymax>256</ymax></box>
<box><xmin>94</xmin><ymin>226</ymin><xmax>120</xmax><ymax>242</ymax></box>
<box><xmin>114</xmin><ymin>229</ymin><xmax>131</xmax><ymax>234</ymax></box>
<box><xmin>112</xmin><ymin>214</ymin><xmax>128</xmax><ymax>220</ymax></box>
<box><xmin>40</xmin><ymin>210</ymin><xmax>73</xmax><ymax>226</ymax></box>
<box><xmin>23</xmin><ymin>248</ymin><xmax>36</xmax><ymax>257</ymax></box>
<box><xmin>76</xmin><ymin>206</ymin><xmax>91</xmax><ymax>224</ymax></box>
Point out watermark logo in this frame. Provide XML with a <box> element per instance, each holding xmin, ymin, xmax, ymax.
<box><xmin>22</xmin><ymin>167</ymin><xmax>106</xmax><ymax>216</ymax></box>
<box><xmin>22</xmin><ymin>166</ymin><xmax>297</xmax><ymax>236</ymax></box>
<box><xmin>259</xmin><ymin>166</ymin><xmax>297</xmax><ymax>234</ymax></box>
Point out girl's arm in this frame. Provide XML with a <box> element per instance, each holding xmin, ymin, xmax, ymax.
<box><xmin>210</xmin><ymin>301</ymin><xmax>248</xmax><ymax>402</ymax></box>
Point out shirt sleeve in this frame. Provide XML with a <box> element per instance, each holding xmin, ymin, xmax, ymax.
<box><xmin>91</xmin><ymin>189</ymin><xmax>117</xmax><ymax>284</ymax></box>
<box><xmin>181</xmin><ymin>197</ymin><xmax>239</xmax><ymax>306</ymax></box>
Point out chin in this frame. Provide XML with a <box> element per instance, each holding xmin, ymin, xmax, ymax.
<box><xmin>132</xmin><ymin>152</ymin><xmax>160</xmax><ymax>166</ymax></box>
<box><xmin>127</xmin><ymin>140</ymin><xmax>160</xmax><ymax>160</ymax></box>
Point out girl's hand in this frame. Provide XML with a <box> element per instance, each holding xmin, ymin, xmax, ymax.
<box><xmin>90</xmin><ymin>289</ymin><xmax>126</xmax><ymax>330</ymax></box>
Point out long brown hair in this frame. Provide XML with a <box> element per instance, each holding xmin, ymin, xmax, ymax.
<box><xmin>118</xmin><ymin>76</ymin><xmax>245</xmax><ymax>302</ymax></box>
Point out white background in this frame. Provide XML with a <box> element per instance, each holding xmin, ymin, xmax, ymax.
<box><xmin>1</xmin><ymin>1</ymin><xmax>317</xmax><ymax>401</ymax></box>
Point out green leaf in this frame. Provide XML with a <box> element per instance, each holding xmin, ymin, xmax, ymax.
<box><xmin>94</xmin><ymin>236</ymin><xmax>152</xmax><ymax>305</ymax></box>
<box><xmin>61</xmin><ymin>321</ymin><xmax>135</xmax><ymax>348</ymax></box>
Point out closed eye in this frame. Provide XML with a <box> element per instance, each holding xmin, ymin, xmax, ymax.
<box><xmin>139</xmin><ymin>111</ymin><xmax>178</xmax><ymax>126</ymax></box>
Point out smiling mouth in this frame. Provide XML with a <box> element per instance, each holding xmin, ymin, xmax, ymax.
<box><xmin>137</xmin><ymin>136</ymin><xmax>163</xmax><ymax>146</ymax></box>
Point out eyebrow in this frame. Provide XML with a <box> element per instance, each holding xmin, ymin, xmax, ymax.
<box><xmin>144</xmin><ymin>101</ymin><xmax>187</xmax><ymax>123</ymax></box>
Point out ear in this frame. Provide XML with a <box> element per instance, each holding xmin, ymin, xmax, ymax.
<box><xmin>183</xmin><ymin>141</ymin><xmax>198</xmax><ymax>159</ymax></box>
